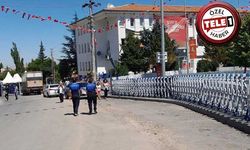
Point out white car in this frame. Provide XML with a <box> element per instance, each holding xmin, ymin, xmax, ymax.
<box><xmin>43</xmin><ymin>84</ymin><xmax>59</xmax><ymax>97</ymax></box>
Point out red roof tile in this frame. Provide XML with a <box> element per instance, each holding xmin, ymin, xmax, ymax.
<box><xmin>105</xmin><ymin>4</ymin><xmax>201</xmax><ymax>13</ymax></box>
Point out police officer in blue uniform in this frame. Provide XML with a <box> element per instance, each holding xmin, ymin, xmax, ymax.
<box><xmin>69</xmin><ymin>77</ymin><xmax>81</xmax><ymax>116</ymax></box>
<box><xmin>86</xmin><ymin>78</ymin><xmax>97</xmax><ymax>115</ymax></box>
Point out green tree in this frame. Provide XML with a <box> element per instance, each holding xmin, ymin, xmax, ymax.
<box><xmin>120</xmin><ymin>33</ymin><xmax>147</xmax><ymax>73</ymax></box>
<box><xmin>203</xmin><ymin>42</ymin><xmax>233</xmax><ymax>67</ymax></box>
<box><xmin>10</xmin><ymin>42</ymin><xmax>25</xmax><ymax>73</ymax></box>
<box><xmin>38</xmin><ymin>41</ymin><xmax>47</xmax><ymax>62</ymax></box>
<box><xmin>197</xmin><ymin>60</ymin><xmax>218</xmax><ymax>72</ymax></box>
<box><xmin>0</xmin><ymin>62</ymin><xmax>3</xmax><ymax>73</ymax></box>
<box><xmin>228</xmin><ymin>14</ymin><xmax>250</xmax><ymax>72</ymax></box>
<box><xmin>27</xmin><ymin>58</ymin><xmax>58</xmax><ymax>83</ymax></box>
<box><xmin>140</xmin><ymin>21</ymin><xmax>178</xmax><ymax>71</ymax></box>
<box><xmin>59</xmin><ymin>14</ymin><xmax>78</xmax><ymax>79</ymax></box>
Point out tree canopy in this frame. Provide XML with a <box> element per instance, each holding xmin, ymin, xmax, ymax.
<box><xmin>120</xmin><ymin>21</ymin><xmax>178</xmax><ymax>74</ymax></box>
<box><xmin>10</xmin><ymin>42</ymin><xmax>25</xmax><ymax>73</ymax></box>
<box><xmin>59</xmin><ymin>14</ymin><xmax>78</xmax><ymax>79</ymax></box>
<box><xmin>38</xmin><ymin>41</ymin><xmax>47</xmax><ymax>62</ymax></box>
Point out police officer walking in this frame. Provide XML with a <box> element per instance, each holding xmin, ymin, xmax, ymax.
<box><xmin>86</xmin><ymin>78</ymin><xmax>97</xmax><ymax>115</ymax></box>
<box><xmin>69</xmin><ymin>75</ymin><xmax>81</xmax><ymax>116</ymax></box>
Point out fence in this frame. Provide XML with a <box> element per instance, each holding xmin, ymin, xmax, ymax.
<box><xmin>111</xmin><ymin>72</ymin><xmax>250</xmax><ymax>121</ymax></box>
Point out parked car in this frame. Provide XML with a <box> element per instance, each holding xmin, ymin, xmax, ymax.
<box><xmin>65</xmin><ymin>82</ymin><xmax>87</xmax><ymax>99</ymax></box>
<box><xmin>43</xmin><ymin>84</ymin><xmax>59</xmax><ymax>97</ymax></box>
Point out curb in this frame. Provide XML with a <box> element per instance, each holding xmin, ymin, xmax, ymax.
<box><xmin>109</xmin><ymin>95</ymin><xmax>250</xmax><ymax>134</ymax></box>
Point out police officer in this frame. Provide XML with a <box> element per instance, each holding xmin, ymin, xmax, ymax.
<box><xmin>69</xmin><ymin>76</ymin><xmax>81</xmax><ymax>116</ymax></box>
<box><xmin>86</xmin><ymin>78</ymin><xmax>97</xmax><ymax>115</ymax></box>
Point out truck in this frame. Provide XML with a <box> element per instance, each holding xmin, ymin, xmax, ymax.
<box><xmin>21</xmin><ymin>71</ymin><xmax>43</xmax><ymax>95</ymax></box>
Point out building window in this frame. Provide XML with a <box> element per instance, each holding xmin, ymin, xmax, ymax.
<box><xmin>88</xmin><ymin>61</ymin><xmax>91</xmax><ymax>71</ymax></box>
<box><xmin>81</xmin><ymin>44</ymin><xmax>83</xmax><ymax>53</ymax></box>
<box><xmin>130</xmin><ymin>18</ymin><xmax>135</xmax><ymax>27</ymax></box>
<box><xmin>140</xmin><ymin>18</ymin><xmax>144</xmax><ymax>26</ymax></box>
<box><xmin>84</xmin><ymin>43</ymin><xmax>86</xmax><ymax>53</ymax></box>
<box><xmin>88</xmin><ymin>43</ymin><xmax>91</xmax><ymax>52</ymax></box>
<box><xmin>78</xmin><ymin>44</ymin><xmax>80</xmax><ymax>54</ymax></box>
<box><xmin>77</xmin><ymin>29</ymin><xmax>79</xmax><ymax>36</ymax></box>
<box><xmin>82</xmin><ymin>62</ymin><xmax>85</xmax><ymax>71</ymax></box>
<box><xmin>119</xmin><ymin>18</ymin><xmax>125</xmax><ymax>26</ymax></box>
<box><xmin>80</xmin><ymin>61</ymin><xmax>82</xmax><ymax>71</ymax></box>
<box><xmin>149</xmin><ymin>18</ymin><xmax>153</xmax><ymax>26</ymax></box>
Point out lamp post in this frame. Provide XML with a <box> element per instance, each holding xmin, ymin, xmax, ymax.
<box><xmin>160</xmin><ymin>0</ymin><xmax>166</xmax><ymax>77</ymax></box>
<box><xmin>83</xmin><ymin>0</ymin><xmax>101</xmax><ymax>80</ymax></box>
<box><xmin>184</xmin><ymin>0</ymin><xmax>190</xmax><ymax>74</ymax></box>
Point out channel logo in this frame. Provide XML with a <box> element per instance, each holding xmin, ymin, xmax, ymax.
<box><xmin>196</xmin><ymin>2</ymin><xmax>241</xmax><ymax>44</ymax></box>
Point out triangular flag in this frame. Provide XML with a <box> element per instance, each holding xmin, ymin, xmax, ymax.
<box><xmin>5</xmin><ymin>7</ymin><xmax>9</xmax><ymax>13</ymax></box>
<box><xmin>22</xmin><ymin>13</ymin><xmax>26</xmax><ymax>18</ymax></box>
<box><xmin>27</xmin><ymin>14</ymin><xmax>31</xmax><ymax>20</ymax></box>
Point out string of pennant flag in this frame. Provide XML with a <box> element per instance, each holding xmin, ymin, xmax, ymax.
<box><xmin>0</xmin><ymin>5</ymin><xmax>122</xmax><ymax>33</ymax></box>
<box><xmin>1</xmin><ymin>2</ymin><xmax>249</xmax><ymax>33</ymax></box>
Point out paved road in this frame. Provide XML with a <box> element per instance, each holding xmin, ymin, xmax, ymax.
<box><xmin>0</xmin><ymin>95</ymin><xmax>249</xmax><ymax>150</ymax></box>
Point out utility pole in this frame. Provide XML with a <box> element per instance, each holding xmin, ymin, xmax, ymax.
<box><xmin>160</xmin><ymin>0</ymin><xmax>166</xmax><ymax>77</ymax></box>
<box><xmin>83</xmin><ymin>0</ymin><xmax>100</xmax><ymax>80</ymax></box>
<box><xmin>51</xmin><ymin>49</ymin><xmax>55</xmax><ymax>83</ymax></box>
<box><xmin>184</xmin><ymin>0</ymin><xmax>190</xmax><ymax>74</ymax></box>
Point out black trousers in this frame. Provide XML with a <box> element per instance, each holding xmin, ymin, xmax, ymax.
<box><xmin>59</xmin><ymin>93</ymin><xmax>64</xmax><ymax>102</ymax></box>
<box><xmin>72</xmin><ymin>96</ymin><xmax>80</xmax><ymax>114</ymax></box>
<box><xmin>5</xmin><ymin>93</ymin><xmax>8</xmax><ymax>101</ymax></box>
<box><xmin>104</xmin><ymin>89</ymin><xmax>109</xmax><ymax>98</ymax></box>
<box><xmin>87</xmin><ymin>92</ymin><xmax>97</xmax><ymax>113</ymax></box>
<box><xmin>15</xmin><ymin>92</ymin><xmax>18</xmax><ymax>100</ymax></box>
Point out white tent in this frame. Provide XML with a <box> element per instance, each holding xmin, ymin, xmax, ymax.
<box><xmin>13</xmin><ymin>73</ymin><xmax>22</xmax><ymax>95</ymax></box>
<box><xmin>2</xmin><ymin>72</ymin><xmax>14</xmax><ymax>84</ymax></box>
<box><xmin>13</xmin><ymin>73</ymin><xmax>22</xmax><ymax>83</ymax></box>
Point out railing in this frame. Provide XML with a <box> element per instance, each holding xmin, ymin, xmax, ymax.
<box><xmin>111</xmin><ymin>72</ymin><xmax>250</xmax><ymax>121</ymax></box>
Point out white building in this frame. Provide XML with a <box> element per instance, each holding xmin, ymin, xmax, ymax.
<box><xmin>73</xmin><ymin>3</ymin><xmax>205</xmax><ymax>77</ymax></box>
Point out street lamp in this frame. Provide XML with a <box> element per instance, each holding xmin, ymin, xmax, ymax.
<box><xmin>82</xmin><ymin>0</ymin><xmax>101</xmax><ymax>80</ymax></box>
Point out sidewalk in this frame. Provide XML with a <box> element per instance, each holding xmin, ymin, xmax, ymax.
<box><xmin>109</xmin><ymin>95</ymin><xmax>250</xmax><ymax>134</ymax></box>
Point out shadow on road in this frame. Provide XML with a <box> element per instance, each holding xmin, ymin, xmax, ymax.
<box><xmin>64</xmin><ymin>113</ymin><xmax>74</xmax><ymax>116</ymax></box>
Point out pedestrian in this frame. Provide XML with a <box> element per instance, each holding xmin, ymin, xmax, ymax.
<box><xmin>14</xmin><ymin>84</ymin><xmax>18</xmax><ymax>100</ymax></box>
<box><xmin>86</xmin><ymin>78</ymin><xmax>97</xmax><ymax>115</ymax></box>
<box><xmin>58</xmin><ymin>82</ymin><xmax>64</xmax><ymax>103</ymax></box>
<box><xmin>69</xmin><ymin>76</ymin><xmax>81</xmax><ymax>116</ymax></box>
<box><xmin>103</xmin><ymin>79</ymin><xmax>109</xmax><ymax>99</ymax></box>
<box><xmin>96</xmin><ymin>81</ymin><xmax>102</xmax><ymax>100</ymax></box>
<box><xmin>5</xmin><ymin>84</ymin><xmax>9</xmax><ymax>101</ymax></box>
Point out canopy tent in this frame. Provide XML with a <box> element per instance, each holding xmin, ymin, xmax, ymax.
<box><xmin>2</xmin><ymin>72</ymin><xmax>14</xmax><ymax>84</ymax></box>
<box><xmin>13</xmin><ymin>73</ymin><xmax>22</xmax><ymax>95</ymax></box>
<box><xmin>13</xmin><ymin>73</ymin><xmax>22</xmax><ymax>83</ymax></box>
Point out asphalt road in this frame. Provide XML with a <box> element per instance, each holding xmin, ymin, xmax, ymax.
<box><xmin>0</xmin><ymin>95</ymin><xmax>249</xmax><ymax>150</ymax></box>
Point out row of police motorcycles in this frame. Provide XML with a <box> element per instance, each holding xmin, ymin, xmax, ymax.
<box><xmin>112</xmin><ymin>72</ymin><xmax>250</xmax><ymax>121</ymax></box>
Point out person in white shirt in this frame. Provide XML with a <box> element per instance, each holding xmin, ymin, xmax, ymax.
<box><xmin>96</xmin><ymin>81</ymin><xmax>102</xmax><ymax>100</ymax></box>
<box><xmin>58</xmin><ymin>82</ymin><xmax>64</xmax><ymax>103</ymax></box>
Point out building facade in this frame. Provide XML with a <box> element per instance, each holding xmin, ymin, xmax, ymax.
<box><xmin>74</xmin><ymin>4</ymin><xmax>205</xmax><ymax>77</ymax></box>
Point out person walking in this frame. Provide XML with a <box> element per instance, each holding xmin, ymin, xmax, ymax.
<box><xmin>96</xmin><ymin>81</ymin><xmax>102</xmax><ymax>100</ymax></box>
<box><xmin>4</xmin><ymin>84</ymin><xmax>9</xmax><ymax>101</ymax></box>
<box><xmin>14</xmin><ymin>84</ymin><xmax>18</xmax><ymax>100</ymax></box>
<box><xmin>58</xmin><ymin>82</ymin><xmax>64</xmax><ymax>103</ymax></box>
<box><xmin>103</xmin><ymin>79</ymin><xmax>110</xmax><ymax>99</ymax></box>
<box><xmin>69</xmin><ymin>77</ymin><xmax>81</xmax><ymax>116</ymax></box>
<box><xmin>86</xmin><ymin>78</ymin><xmax>97</xmax><ymax>115</ymax></box>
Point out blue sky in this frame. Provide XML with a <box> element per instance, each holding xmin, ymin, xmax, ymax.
<box><xmin>0</xmin><ymin>0</ymin><xmax>248</xmax><ymax>68</ymax></box>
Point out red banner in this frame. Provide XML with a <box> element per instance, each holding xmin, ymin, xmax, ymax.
<box><xmin>189</xmin><ymin>38</ymin><xmax>197</xmax><ymax>59</ymax></box>
<box><xmin>164</xmin><ymin>16</ymin><xmax>187</xmax><ymax>47</ymax></box>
